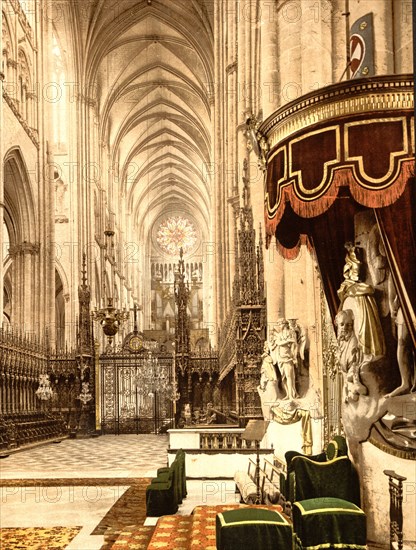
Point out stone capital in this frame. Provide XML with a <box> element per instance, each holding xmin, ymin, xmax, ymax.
<box><xmin>8</xmin><ymin>241</ymin><xmax>40</xmax><ymax>257</ymax></box>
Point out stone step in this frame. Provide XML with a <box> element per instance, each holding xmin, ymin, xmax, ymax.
<box><xmin>147</xmin><ymin>515</ymin><xmax>192</xmax><ymax>549</ymax></box>
<box><xmin>109</xmin><ymin>525</ymin><xmax>154</xmax><ymax>549</ymax></box>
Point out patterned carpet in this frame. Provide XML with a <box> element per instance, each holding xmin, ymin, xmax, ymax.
<box><xmin>105</xmin><ymin>525</ymin><xmax>155</xmax><ymax>550</ymax></box>
<box><xmin>0</xmin><ymin>474</ymin><xmax>286</xmax><ymax>550</ymax></box>
<box><xmin>92</xmin><ymin>479</ymin><xmax>151</xmax><ymax>549</ymax></box>
<box><xmin>122</xmin><ymin>504</ymin><xmax>285</xmax><ymax>550</ymax></box>
<box><xmin>2</xmin><ymin>438</ymin><xmax>280</xmax><ymax>549</ymax></box>
<box><xmin>0</xmin><ymin>477</ymin><xmax>148</xmax><ymax>487</ymax></box>
<box><xmin>0</xmin><ymin>526</ymin><xmax>82</xmax><ymax>550</ymax></box>
<box><xmin>147</xmin><ymin>516</ymin><xmax>193</xmax><ymax>549</ymax></box>
<box><xmin>0</xmin><ymin>435</ymin><xmax>171</xmax><ymax>549</ymax></box>
<box><xmin>0</xmin><ymin>478</ymin><xmax>152</xmax><ymax>550</ymax></box>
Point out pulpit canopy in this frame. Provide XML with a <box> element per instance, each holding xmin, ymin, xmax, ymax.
<box><xmin>260</xmin><ymin>75</ymin><xmax>415</xmax><ymax>342</ymax></box>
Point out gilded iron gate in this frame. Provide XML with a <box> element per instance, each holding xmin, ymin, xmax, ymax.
<box><xmin>100</xmin><ymin>350</ymin><xmax>174</xmax><ymax>435</ymax></box>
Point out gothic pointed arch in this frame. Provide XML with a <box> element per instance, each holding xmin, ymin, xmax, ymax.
<box><xmin>3</xmin><ymin>147</ymin><xmax>39</xmax><ymax>329</ymax></box>
<box><xmin>3</xmin><ymin>146</ymin><xmax>37</xmax><ymax>242</ymax></box>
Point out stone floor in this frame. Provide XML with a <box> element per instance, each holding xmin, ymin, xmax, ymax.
<box><xmin>0</xmin><ymin>434</ymin><xmax>238</xmax><ymax>549</ymax></box>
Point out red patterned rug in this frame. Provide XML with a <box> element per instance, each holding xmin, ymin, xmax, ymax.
<box><xmin>107</xmin><ymin>525</ymin><xmax>155</xmax><ymax>549</ymax></box>
<box><xmin>112</xmin><ymin>503</ymin><xmax>285</xmax><ymax>549</ymax></box>
<box><xmin>147</xmin><ymin>516</ymin><xmax>193</xmax><ymax>549</ymax></box>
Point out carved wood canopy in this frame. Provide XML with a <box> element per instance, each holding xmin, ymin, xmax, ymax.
<box><xmin>260</xmin><ymin>74</ymin><xmax>415</xmax><ymax>342</ymax></box>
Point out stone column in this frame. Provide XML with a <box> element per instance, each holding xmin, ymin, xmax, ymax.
<box><xmin>264</xmin><ymin>237</ymin><xmax>285</xmax><ymax>331</ymax></box>
<box><xmin>301</xmin><ymin>0</ymin><xmax>332</xmax><ymax>94</ymax></box>
<box><xmin>393</xmin><ymin>0</ymin><xmax>413</xmax><ymax>73</ymax></box>
<box><xmin>9</xmin><ymin>243</ymin><xmax>40</xmax><ymax>331</ymax></box>
<box><xmin>277</xmin><ymin>0</ymin><xmax>302</xmax><ymax>106</ymax></box>
<box><xmin>331</xmin><ymin>0</ymin><xmax>347</xmax><ymax>82</ymax></box>
<box><xmin>260</xmin><ymin>0</ymin><xmax>280</xmax><ymax>118</ymax></box>
<box><xmin>0</xmin><ymin>23</ymin><xmax>4</xmax><ymax>326</ymax></box>
<box><xmin>213</xmin><ymin>0</ymin><xmax>225</xmax><ymax>326</ymax></box>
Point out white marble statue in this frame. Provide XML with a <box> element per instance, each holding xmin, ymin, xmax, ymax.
<box><xmin>257</xmin><ymin>341</ymin><xmax>279</xmax><ymax>419</ymax></box>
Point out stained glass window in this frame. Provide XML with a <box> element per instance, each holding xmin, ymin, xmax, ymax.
<box><xmin>156</xmin><ymin>216</ymin><xmax>197</xmax><ymax>256</ymax></box>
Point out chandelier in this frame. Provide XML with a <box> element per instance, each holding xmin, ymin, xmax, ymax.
<box><xmin>92</xmin><ymin>228</ymin><xmax>129</xmax><ymax>349</ymax></box>
<box><xmin>93</xmin><ymin>297</ymin><xmax>129</xmax><ymax>348</ymax></box>
<box><xmin>134</xmin><ymin>350</ymin><xmax>179</xmax><ymax>402</ymax></box>
<box><xmin>36</xmin><ymin>374</ymin><xmax>54</xmax><ymax>401</ymax></box>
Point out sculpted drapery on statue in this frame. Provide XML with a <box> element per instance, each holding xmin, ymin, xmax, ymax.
<box><xmin>257</xmin><ymin>320</ymin><xmax>315</xmax><ymax>455</ymax></box>
<box><xmin>335</xmin><ymin>309</ymin><xmax>368</xmax><ymax>403</ymax></box>
<box><xmin>269</xmin><ymin>318</ymin><xmax>298</xmax><ymax>400</ymax></box>
<box><xmin>337</xmin><ymin>242</ymin><xmax>385</xmax><ymax>358</ymax></box>
<box><xmin>335</xmin><ymin>227</ymin><xmax>415</xmax><ymax>455</ymax></box>
<box><xmin>257</xmin><ymin>341</ymin><xmax>279</xmax><ymax>419</ymax></box>
<box><xmin>335</xmin><ymin>241</ymin><xmax>385</xmax><ymax>406</ymax></box>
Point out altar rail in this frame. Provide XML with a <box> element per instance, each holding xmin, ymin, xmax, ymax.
<box><xmin>168</xmin><ymin>427</ymin><xmax>274</xmax><ymax>479</ymax></box>
<box><xmin>199</xmin><ymin>430</ymin><xmax>258</xmax><ymax>450</ymax></box>
<box><xmin>169</xmin><ymin>427</ymin><xmax>246</xmax><ymax>450</ymax></box>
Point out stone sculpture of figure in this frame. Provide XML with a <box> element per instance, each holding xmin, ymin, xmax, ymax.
<box><xmin>385</xmin><ymin>294</ymin><xmax>415</xmax><ymax>398</ymax></box>
<box><xmin>55</xmin><ymin>176</ymin><xmax>67</xmax><ymax>212</ymax></box>
<box><xmin>366</xmin><ymin>223</ymin><xmax>415</xmax><ymax>398</ymax></box>
<box><xmin>184</xmin><ymin>403</ymin><xmax>192</xmax><ymax>426</ymax></box>
<box><xmin>335</xmin><ymin>309</ymin><xmax>368</xmax><ymax>403</ymax></box>
<box><xmin>269</xmin><ymin>319</ymin><xmax>298</xmax><ymax>400</ymax></box>
<box><xmin>288</xmin><ymin>318</ymin><xmax>306</xmax><ymax>372</ymax></box>
<box><xmin>337</xmin><ymin>241</ymin><xmax>385</xmax><ymax>358</ymax></box>
<box><xmin>257</xmin><ymin>341</ymin><xmax>279</xmax><ymax>419</ymax></box>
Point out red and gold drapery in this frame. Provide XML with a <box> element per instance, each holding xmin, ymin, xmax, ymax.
<box><xmin>261</xmin><ymin>75</ymin><xmax>415</xmax><ymax>343</ymax></box>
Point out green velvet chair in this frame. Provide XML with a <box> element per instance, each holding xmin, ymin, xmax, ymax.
<box><xmin>291</xmin><ymin>454</ymin><xmax>366</xmax><ymax>549</ymax></box>
<box><xmin>284</xmin><ymin>435</ymin><xmax>348</xmax><ymax>503</ymax></box>
<box><xmin>145</xmin><ymin>478</ymin><xmax>178</xmax><ymax>516</ymax></box>
<box><xmin>145</xmin><ymin>449</ymin><xmax>187</xmax><ymax>516</ymax></box>
<box><xmin>216</xmin><ymin>507</ymin><xmax>294</xmax><ymax>550</ymax></box>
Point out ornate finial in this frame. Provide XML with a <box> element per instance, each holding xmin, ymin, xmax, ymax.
<box><xmin>81</xmin><ymin>252</ymin><xmax>87</xmax><ymax>287</ymax></box>
<box><xmin>132</xmin><ymin>303</ymin><xmax>142</xmax><ymax>334</ymax></box>
<box><xmin>258</xmin><ymin>223</ymin><xmax>263</xmax><ymax>246</ymax></box>
<box><xmin>242</xmin><ymin>159</ymin><xmax>250</xmax><ymax>208</ymax></box>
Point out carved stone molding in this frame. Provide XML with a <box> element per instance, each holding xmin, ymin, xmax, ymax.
<box><xmin>8</xmin><ymin>241</ymin><xmax>40</xmax><ymax>257</ymax></box>
<box><xmin>2</xmin><ymin>91</ymin><xmax>39</xmax><ymax>148</ymax></box>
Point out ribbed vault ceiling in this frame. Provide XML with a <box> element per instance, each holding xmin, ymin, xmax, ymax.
<box><xmin>68</xmin><ymin>0</ymin><xmax>214</xmax><ymax>250</ymax></box>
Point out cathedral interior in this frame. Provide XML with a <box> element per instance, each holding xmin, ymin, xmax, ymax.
<box><xmin>0</xmin><ymin>1</ymin><xmax>415</xmax><ymax>549</ymax></box>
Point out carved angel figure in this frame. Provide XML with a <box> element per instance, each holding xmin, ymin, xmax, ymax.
<box><xmin>270</xmin><ymin>319</ymin><xmax>298</xmax><ymax>400</ymax></box>
<box><xmin>257</xmin><ymin>341</ymin><xmax>279</xmax><ymax>419</ymax></box>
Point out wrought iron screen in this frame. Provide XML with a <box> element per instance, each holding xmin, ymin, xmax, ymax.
<box><xmin>100</xmin><ymin>351</ymin><xmax>174</xmax><ymax>435</ymax></box>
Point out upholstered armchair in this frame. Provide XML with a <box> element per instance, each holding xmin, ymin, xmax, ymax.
<box><xmin>284</xmin><ymin>435</ymin><xmax>348</xmax><ymax>503</ymax></box>
<box><xmin>290</xmin><ymin>453</ymin><xmax>366</xmax><ymax>549</ymax></box>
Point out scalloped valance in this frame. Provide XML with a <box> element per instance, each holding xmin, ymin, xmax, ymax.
<box><xmin>260</xmin><ymin>75</ymin><xmax>415</xmax><ymax>344</ymax></box>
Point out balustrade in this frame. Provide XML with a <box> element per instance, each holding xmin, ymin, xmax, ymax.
<box><xmin>199</xmin><ymin>430</ymin><xmax>257</xmax><ymax>450</ymax></box>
